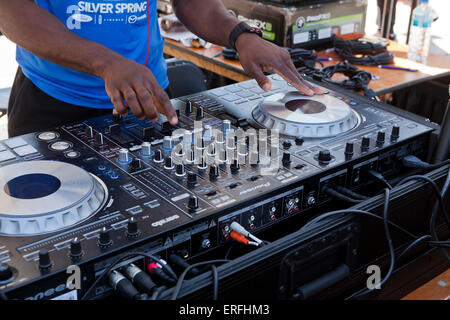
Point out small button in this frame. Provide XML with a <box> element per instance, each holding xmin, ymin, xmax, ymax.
<box><xmin>0</xmin><ymin>151</ymin><xmax>15</xmax><ymax>163</ymax></box>
<box><xmin>4</xmin><ymin>137</ymin><xmax>27</xmax><ymax>149</ymax></box>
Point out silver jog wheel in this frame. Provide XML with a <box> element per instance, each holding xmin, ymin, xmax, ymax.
<box><xmin>252</xmin><ymin>91</ymin><xmax>360</xmax><ymax>138</ymax></box>
<box><xmin>0</xmin><ymin>160</ymin><xmax>108</xmax><ymax>236</ymax></box>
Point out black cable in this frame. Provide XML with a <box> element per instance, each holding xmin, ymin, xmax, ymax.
<box><xmin>336</xmin><ymin>48</ymin><xmax>394</xmax><ymax>66</ymax></box>
<box><xmin>170</xmin><ymin>259</ymin><xmax>230</xmax><ymax>300</ymax></box>
<box><xmin>81</xmin><ymin>252</ymin><xmax>177</xmax><ymax>300</ymax></box>
<box><xmin>211</xmin><ymin>265</ymin><xmax>219</xmax><ymax>301</ymax></box>
<box><xmin>150</xmin><ymin>285</ymin><xmax>167</xmax><ymax>301</ymax></box>
<box><xmin>322</xmin><ymin>185</ymin><xmax>364</xmax><ymax>203</ymax></box>
<box><xmin>334</xmin><ymin>37</ymin><xmax>389</xmax><ymax>55</ymax></box>
<box><xmin>367</xmin><ymin>169</ymin><xmax>393</xmax><ymax>189</ymax></box>
<box><xmin>334</xmin><ymin>185</ymin><xmax>370</xmax><ymax>200</ymax></box>
<box><xmin>348</xmin><ymin>189</ymin><xmax>395</xmax><ymax>299</ymax></box>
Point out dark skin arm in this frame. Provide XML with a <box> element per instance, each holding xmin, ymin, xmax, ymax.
<box><xmin>0</xmin><ymin>0</ymin><xmax>177</xmax><ymax>124</ymax></box>
<box><xmin>172</xmin><ymin>0</ymin><xmax>324</xmax><ymax>95</ymax></box>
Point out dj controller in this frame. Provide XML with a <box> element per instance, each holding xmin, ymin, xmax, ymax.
<box><xmin>0</xmin><ymin>74</ymin><xmax>437</xmax><ymax>300</ymax></box>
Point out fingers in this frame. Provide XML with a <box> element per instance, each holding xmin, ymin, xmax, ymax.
<box><xmin>123</xmin><ymin>88</ymin><xmax>145</xmax><ymax>120</ymax></box>
<box><xmin>110</xmin><ymin>90</ymin><xmax>128</xmax><ymax>117</ymax></box>
<box><xmin>148</xmin><ymin>83</ymin><xmax>178</xmax><ymax>125</ymax></box>
<box><xmin>245</xmin><ymin>63</ymin><xmax>272</xmax><ymax>91</ymax></box>
<box><xmin>134</xmin><ymin>86</ymin><xmax>158</xmax><ymax>121</ymax></box>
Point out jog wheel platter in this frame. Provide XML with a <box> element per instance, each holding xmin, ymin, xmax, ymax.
<box><xmin>0</xmin><ymin>160</ymin><xmax>107</xmax><ymax>236</ymax></box>
<box><xmin>252</xmin><ymin>91</ymin><xmax>360</xmax><ymax>138</ymax></box>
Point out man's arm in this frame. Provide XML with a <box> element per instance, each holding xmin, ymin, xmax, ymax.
<box><xmin>172</xmin><ymin>0</ymin><xmax>323</xmax><ymax>95</ymax></box>
<box><xmin>0</xmin><ymin>0</ymin><xmax>177</xmax><ymax>124</ymax></box>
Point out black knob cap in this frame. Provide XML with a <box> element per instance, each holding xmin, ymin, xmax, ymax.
<box><xmin>318</xmin><ymin>149</ymin><xmax>332</xmax><ymax>163</ymax></box>
<box><xmin>295</xmin><ymin>137</ymin><xmax>304</xmax><ymax>146</ymax></box>
<box><xmin>185</xmin><ymin>100</ymin><xmax>193</xmax><ymax>115</ymax></box>
<box><xmin>113</xmin><ymin>112</ymin><xmax>123</xmax><ymax>123</ymax></box>
<box><xmin>85</xmin><ymin>126</ymin><xmax>94</xmax><ymax>139</ymax></box>
<box><xmin>127</xmin><ymin>217</ymin><xmax>139</xmax><ymax>238</ymax></box>
<box><xmin>70</xmin><ymin>237</ymin><xmax>82</xmax><ymax>258</ymax></box>
<box><xmin>282</xmin><ymin>152</ymin><xmax>291</xmax><ymax>166</ymax></box>
<box><xmin>230</xmin><ymin>159</ymin><xmax>240</xmax><ymax>173</ymax></box>
<box><xmin>99</xmin><ymin>227</ymin><xmax>112</xmax><ymax>248</ymax></box>
<box><xmin>361</xmin><ymin>136</ymin><xmax>370</xmax><ymax>152</ymax></box>
<box><xmin>345</xmin><ymin>142</ymin><xmax>354</xmax><ymax>157</ymax></box>
<box><xmin>197</xmin><ymin>157</ymin><xmax>207</xmax><ymax>170</ymax></box>
<box><xmin>196</xmin><ymin>107</ymin><xmax>204</xmax><ymax>120</ymax></box>
<box><xmin>187</xmin><ymin>172</ymin><xmax>197</xmax><ymax>186</ymax></box>
<box><xmin>188</xmin><ymin>195</ymin><xmax>199</xmax><ymax>210</ymax></box>
<box><xmin>376</xmin><ymin>131</ymin><xmax>385</xmax><ymax>145</ymax></box>
<box><xmin>282</xmin><ymin>141</ymin><xmax>292</xmax><ymax>150</ymax></box>
<box><xmin>209</xmin><ymin>165</ymin><xmax>219</xmax><ymax>180</ymax></box>
<box><xmin>154</xmin><ymin>149</ymin><xmax>163</xmax><ymax>162</ymax></box>
<box><xmin>0</xmin><ymin>263</ymin><xmax>13</xmax><ymax>282</ymax></box>
<box><xmin>95</xmin><ymin>133</ymin><xmax>104</xmax><ymax>146</ymax></box>
<box><xmin>391</xmin><ymin>125</ymin><xmax>400</xmax><ymax>141</ymax></box>
<box><xmin>176</xmin><ymin>164</ymin><xmax>185</xmax><ymax>176</ymax></box>
<box><xmin>164</xmin><ymin>157</ymin><xmax>174</xmax><ymax>169</ymax></box>
<box><xmin>39</xmin><ymin>250</ymin><xmax>52</xmax><ymax>269</ymax></box>
<box><xmin>131</xmin><ymin>158</ymin><xmax>142</xmax><ymax>170</ymax></box>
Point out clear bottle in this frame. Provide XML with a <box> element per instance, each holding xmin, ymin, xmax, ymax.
<box><xmin>407</xmin><ymin>0</ymin><xmax>433</xmax><ymax>64</ymax></box>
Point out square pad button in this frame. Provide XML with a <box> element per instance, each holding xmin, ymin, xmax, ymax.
<box><xmin>0</xmin><ymin>151</ymin><xmax>16</xmax><ymax>163</ymax></box>
<box><xmin>14</xmin><ymin>145</ymin><xmax>38</xmax><ymax>157</ymax></box>
<box><xmin>4</xmin><ymin>137</ymin><xmax>27</xmax><ymax>149</ymax></box>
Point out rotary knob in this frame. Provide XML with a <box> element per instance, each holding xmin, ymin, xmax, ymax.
<box><xmin>282</xmin><ymin>152</ymin><xmax>291</xmax><ymax>166</ymax></box>
<box><xmin>361</xmin><ymin>136</ymin><xmax>370</xmax><ymax>152</ymax></box>
<box><xmin>185</xmin><ymin>100</ymin><xmax>193</xmax><ymax>115</ymax></box>
<box><xmin>226</xmin><ymin>136</ymin><xmax>236</xmax><ymax>150</ymax></box>
<box><xmin>188</xmin><ymin>195</ymin><xmax>199</xmax><ymax>211</ymax></box>
<box><xmin>222</xmin><ymin>120</ymin><xmax>232</xmax><ymax>134</ymax></box>
<box><xmin>141</xmin><ymin>142</ymin><xmax>152</xmax><ymax>157</ymax></box>
<box><xmin>295</xmin><ymin>137</ymin><xmax>304</xmax><ymax>146</ymax></box>
<box><xmin>186</xmin><ymin>149</ymin><xmax>195</xmax><ymax>164</ymax></box>
<box><xmin>118</xmin><ymin>148</ymin><xmax>131</xmax><ymax>164</ymax></box>
<box><xmin>317</xmin><ymin>149</ymin><xmax>332</xmax><ymax>163</ymax></box>
<box><xmin>0</xmin><ymin>263</ymin><xmax>13</xmax><ymax>282</ymax></box>
<box><xmin>391</xmin><ymin>125</ymin><xmax>400</xmax><ymax>141</ymax></box>
<box><xmin>197</xmin><ymin>157</ymin><xmax>207</xmax><ymax>170</ymax></box>
<box><xmin>230</xmin><ymin>159</ymin><xmax>240</xmax><ymax>173</ymax></box>
<box><xmin>70</xmin><ymin>237</ymin><xmax>83</xmax><ymax>259</ymax></box>
<box><xmin>187</xmin><ymin>172</ymin><xmax>197</xmax><ymax>186</ymax></box>
<box><xmin>376</xmin><ymin>131</ymin><xmax>385</xmax><ymax>146</ymax></box>
<box><xmin>95</xmin><ymin>132</ymin><xmax>104</xmax><ymax>146</ymax></box>
<box><xmin>209</xmin><ymin>165</ymin><xmax>219</xmax><ymax>181</ymax></box>
<box><xmin>345</xmin><ymin>142</ymin><xmax>354</xmax><ymax>158</ymax></box>
<box><xmin>175</xmin><ymin>164</ymin><xmax>186</xmax><ymax>177</ymax></box>
<box><xmin>39</xmin><ymin>250</ymin><xmax>52</xmax><ymax>270</ymax></box>
<box><xmin>164</xmin><ymin>157</ymin><xmax>174</xmax><ymax>170</ymax></box>
<box><xmin>196</xmin><ymin>107</ymin><xmax>204</xmax><ymax>120</ymax></box>
<box><xmin>196</xmin><ymin>137</ymin><xmax>205</xmax><ymax>150</ymax></box>
<box><xmin>85</xmin><ymin>126</ymin><xmax>94</xmax><ymax>139</ymax></box>
<box><xmin>153</xmin><ymin>149</ymin><xmax>163</xmax><ymax>163</ymax></box>
<box><xmin>183</xmin><ymin>130</ymin><xmax>193</xmax><ymax>145</ymax></box>
<box><xmin>163</xmin><ymin>136</ymin><xmax>173</xmax><ymax>151</ymax></box>
<box><xmin>250</xmin><ymin>151</ymin><xmax>259</xmax><ymax>167</ymax></box>
<box><xmin>282</xmin><ymin>140</ymin><xmax>292</xmax><ymax>150</ymax></box>
<box><xmin>203</xmin><ymin>125</ymin><xmax>213</xmax><ymax>141</ymax></box>
<box><xmin>127</xmin><ymin>217</ymin><xmax>139</xmax><ymax>238</ymax></box>
<box><xmin>99</xmin><ymin>227</ymin><xmax>112</xmax><ymax>248</ymax></box>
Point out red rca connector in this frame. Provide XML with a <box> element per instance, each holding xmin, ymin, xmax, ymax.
<box><xmin>230</xmin><ymin>231</ymin><xmax>249</xmax><ymax>245</ymax></box>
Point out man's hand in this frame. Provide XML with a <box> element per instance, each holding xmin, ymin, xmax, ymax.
<box><xmin>235</xmin><ymin>33</ymin><xmax>325</xmax><ymax>95</ymax></box>
<box><xmin>100</xmin><ymin>57</ymin><xmax>178</xmax><ymax>125</ymax></box>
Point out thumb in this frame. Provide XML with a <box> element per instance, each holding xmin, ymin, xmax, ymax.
<box><xmin>248</xmin><ymin>64</ymin><xmax>272</xmax><ymax>91</ymax></box>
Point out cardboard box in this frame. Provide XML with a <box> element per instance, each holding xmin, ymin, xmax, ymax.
<box><xmin>222</xmin><ymin>0</ymin><xmax>368</xmax><ymax>48</ymax></box>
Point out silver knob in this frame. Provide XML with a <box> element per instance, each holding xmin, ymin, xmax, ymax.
<box><xmin>95</xmin><ymin>133</ymin><xmax>104</xmax><ymax>145</ymax></box>
<box><xmin>222</xmin><ymin>120</ymin><xmax>232</xmax><ymax>134</ymax></box>
<box><xmin>203</xmin><ymin>125</ymin><xmax>213</xmax><ymax>141</ymax></box>
<box><xmin>226</xmin><ymin>136</ymin><xmax>236</xmax><ymax>150</ymax></box>
<box><xmin>183</xmin><ymin>130</ymin><xmax>193</xmax><ymax>145</ymax></box>
<box><xmin>162</xmin><ymin>136</ymin><xmax>173</xmax><ymax>151</ymax></box>
<box><xmin>141</xmin><ymin>142</ymin><xmax>152</xmax><ymax>157</ymax></box>
<box><xmin>238</xmin><ymin>143</ymin><xmax>247</xmax><ymax>156</ymax></box>
<box><xmin>118</xmin><ymin>148</ymin><xmax>130</xmax><ymax>163</ymax></box>
<box><xmin>85</xmin><ymin>126</ymin><xmax>94</xmax><ymax>139</ymax></box>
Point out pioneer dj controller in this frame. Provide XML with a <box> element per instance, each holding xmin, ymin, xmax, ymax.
<box><xmin>0</xmin><ymin>74</ymin><xmax>437</xmax><ymax>299</ymax></box>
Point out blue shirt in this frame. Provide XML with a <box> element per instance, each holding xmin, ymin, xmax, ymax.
<box><xmin>16</xmin><ymin>0</ymin><xmax>168</xmax><ymax>109</ymax></box>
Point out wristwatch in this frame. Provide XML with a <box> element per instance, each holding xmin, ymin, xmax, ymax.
<box><xmin>229</xmin><ymin>22</ymin><xmax>263</xmax><ymax>50</ymax></box>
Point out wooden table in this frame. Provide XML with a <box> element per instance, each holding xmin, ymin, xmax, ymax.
<box><xmin>402</xmin><ymin>268</ymin><xmax>450</xmax><ymax>300</ymax></box>
<box><xmin>163</xmin><ymin>38</ymin><xmax>450</xmax><ymax>95</ymax></box>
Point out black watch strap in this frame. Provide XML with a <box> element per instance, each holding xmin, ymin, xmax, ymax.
<box><xmin>229</xmin><ymin>22</ymin><xmax>262</xmax><ymax>50</ymax></box>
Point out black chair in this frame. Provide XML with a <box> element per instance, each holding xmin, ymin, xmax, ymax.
<box><xmin>166</xmin><ymin>58</ymin><xmax>207</xmax><ymax>98</ymax></box>
<box><xmin>0</xmin><ymin>87</ymin><xmax>10</xmax><ymax>119</ymax></box>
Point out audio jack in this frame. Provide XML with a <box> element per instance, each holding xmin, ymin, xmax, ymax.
<box><xmin>230</xmin><ymin>222</ymin><xmax>265</xmax><ymax>246</ymax></box>
<box><xmin>147</xmin><ymin>259</ymin><xmax>177</xmax><ymax>285</ymax></box>
<box><xmin>108</xmin><ymin>270</ymin><xmax>147</xmax><ymax>300</ymax></box>
<box><xmin>123</xmin><ymin>263</ymin><xmax>157</xmax><ymax>295</ymax></box>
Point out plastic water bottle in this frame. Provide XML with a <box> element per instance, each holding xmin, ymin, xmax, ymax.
<box><xmin>407</xmin><ymin>0</ymin><xmax>433</xmax><ymax>64</ymax></box>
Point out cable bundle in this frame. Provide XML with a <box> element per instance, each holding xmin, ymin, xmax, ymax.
<box><xmin>287</xmin><ymin>47</ymin><xmax>317</xmax><ymax>69</ymax></box>
<box><xmin>334</xmin><ymin>37</ymin><xmax>394</xmax><ymax>66</ymax></box>
<box><xmin>318</xmin><ymin>62</ymin><xmax>376</xmax><ymax>98</ymax></box>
